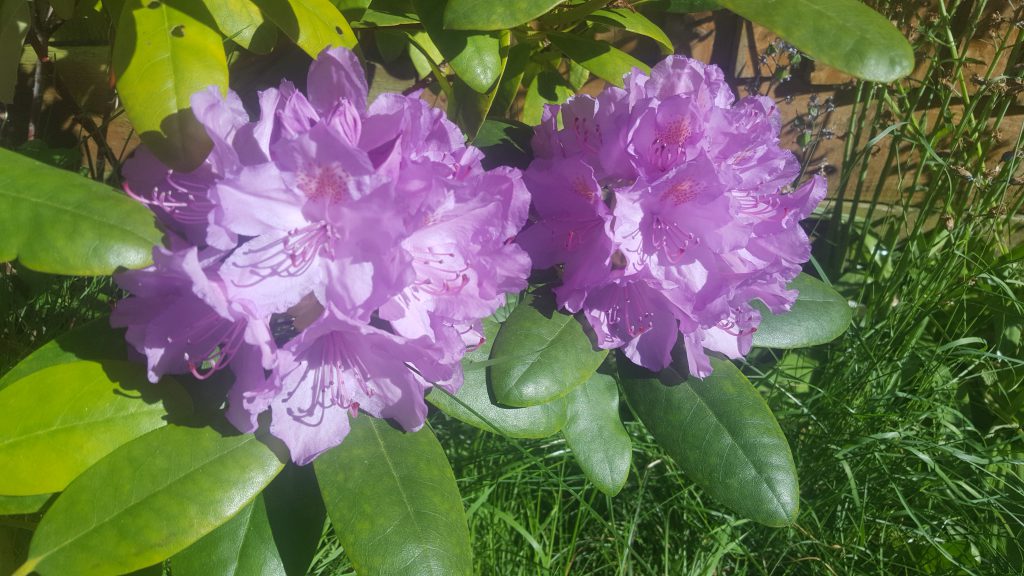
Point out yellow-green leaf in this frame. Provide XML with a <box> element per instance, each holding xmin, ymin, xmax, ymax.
<box><xmin>0</xmin><ymin>361</ymin><xmax>190</xmax><ymax>496</ymax></box>
<box><xmin>205</xmin><ymin>0</ymin><xmax>278</xmax><ymax>53</ymax></box>
<box><xmin>112</xmin><ymin>0</ymin><xmax>228</xmax><ymax>171</ymax></box>
<box><xmin>0</xmin><ymin>148</ymin><xmax>162</xmax><ymax>275</ymax></box>
<box><xmin>12</xmin><ymin>426</ymin><xmax>284</xmax><ymax>576</ymax></box>
<box><xmin>588</xmin><ymin>7</ymin><xmax>673</xmax><ymax>55</ymax></box>
<box><xmin>252</xmin><ymin>0</ymin><xmax>356</xmax><ymax>57</ymax></box>
<box><xmin>547</xmin><ymin>31</ymin><xmax>648</xmax><ymax>87</ymax></box>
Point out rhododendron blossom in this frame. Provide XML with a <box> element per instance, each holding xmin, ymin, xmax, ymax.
<box><xmin>113</xmin><ymin>47</ymin><xmax>531</xmax><ymax>464</ymax></box>
<box><xmin>519</xmin><ymin>56</ymin><xmax>826</xmax><ymax>377</ymax></box>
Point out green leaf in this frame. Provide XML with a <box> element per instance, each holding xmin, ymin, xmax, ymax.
<box><xmin>356</xmin><ymin>0</ymin><xmax>419</xmax><ymax>27</ymax></box>
<box><xmin>415</xmin><ymin>0</ymin><xmax>502</xmax><ymax>93</ymax></box>
<box><xmin>12</xmin><ymin>426</ymin><xmax>284</xmax><ymax>576</ymax></box>
<box><xmin>250</xmin><ymin>0</ymin><xmax>356</xmax><ymax>57</ymax></box>
<box><xmin>428</xmin><ymin>316</ymin><xmax>567</xmax><ymax>439</ymax></box>
<box><xmin>334</xmin><ymin>0</ymin><xmax>371</xmax><ymax>20</ymax></box>
<box><xmin>206</xmin><ymin>0</ymin><xmax>278</xmax><ymax>53</ymax></box>
<box><xmin>171</xmin><ymin>465</ymin><xmax>325</xmax><ymax>576</ymax></box>
<box><xmin>0</xmin><ymin>360</ymin><xmax>191</xmax><ymax>496</ymax></box>
<box><xmin>562</xmin><ymin>373</ymin><xmax>631</xmax><ymax>496</ymax></box>
<box><xmin>442</xmin><ymin>0</ymin><xmax>565</xmax><ymax>30</ymax></box>
<box><xmin>639</xmin><ymin>0</ymin><xmax>720</xmax><ymax>13</ymax></box>
<box><xmin>718</xmin><ymin>0</ymin><xmax>914</xmax><ymax>82</ymax></box>
<box><xmin>0</xmin><ymin>494</ymin><xmax>51</xmax><ymax>516</ymax></box>
<box><xmin>521</xmin><ymin>66</ymin><xmax>573</xmax><ymax>125</ymax></box>
<box><xmin>620</xmin><ymin>355</ymin><xmax>799</xmax><ymax>527</ymax></box>
<box><xmin>315</xmin><ymin>417</ymin><xmax>473</xmax><ymax>576</ymax></box>
<box><xmin>588</xmin><ymin>7</ymin><xmax>673</xmax><ymax>55</ymax></box>
<box><xmin>752</xmin><ymin>273</ymin><xmax>853</xmax><ymax>349</ymax></box>
<box><xmin>172</xmin><ymin>498</ymin><xmax>285</xmax><ymax>576</ymax></box>
<box><xmin>0</xmin><ymin>318</ymin><xmax>128</xmax><ymax>392</ymax></box>
<box><xmin>451</xmin><ymin>30</ymin><xmax>509</xmax><ymax>139</ymax></box>
<box><xmin>489</xmin><ymin>291</ymin><xmax>608</xmax><ymax>408</ymax></box>
<box><xmin>490</xmin><ymin>42</ymin><xmax>532</xmax><ymax>118</ymax></box>
<box><xmin>0</xmin><ymin>148</ymin><xmax>162</xmax><ymax>275</ymax></box>
<box><xmin>546</xmin><ymin>30</ymin><xmax>648</xmax><ymax>87</ymax></box>
<box><xmin>112</xmin><ymin>0</ymin><xmax>228</xmax><ymax>171</ymax></box>
<box><xmin>0</xmin><ymin>0</ymin><xmax>30</xmax><ymax>104</ymax></box>
<box><xmin>472</xmin><ymin>118</ymin><xmax>534</xmax><ymax>171</ymax></box>
<box><xmin>0</xmin><ymin>525</ymin><xmax>31</xmax><ymax>576</ymax></box>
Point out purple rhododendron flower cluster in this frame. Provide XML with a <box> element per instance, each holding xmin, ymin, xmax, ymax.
<box><xmin>113</xmin><ymin>47</ymin><xmax>531</xmax><ymax>464</ymax></box>
<box><xmin>518</xmin><ymin>56</ymin><xmax>826</xmax><ymax>377</ymax></box>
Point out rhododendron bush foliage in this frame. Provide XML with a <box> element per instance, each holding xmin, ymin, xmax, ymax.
<box><xmin>1</xmin><ymin>0</ymin><xmax>912</xmax><ymax>573</ymax></box>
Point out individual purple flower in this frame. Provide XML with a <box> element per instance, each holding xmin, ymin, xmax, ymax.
<box><xmin>520</xmin><ymin>55</ymin><xmax>826</xmax><ymax>377</ymax></box>
<box><xmin>114</xmin><ymin>47</ymin><xmax>531</xmax><ymax>464</ymax></box>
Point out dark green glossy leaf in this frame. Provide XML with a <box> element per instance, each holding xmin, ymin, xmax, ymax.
<box><xmin>472</xmin><ymin>118</ymin><xmax>534</xmax><ymax>171</ymax></box>
<box><xmin>260</xmin><ymin>465</ymin><xmax>327</xmax><ymax>576</ymax></box>
<box><xmin>315</xmin><ymin>417</ymin><xmax>473</xmax><ymax>575</ymax></box>
<box><xmin>428</xmin><ymin>316</ymin><xmax>567</xmax><ymax>438</ymax></box>
<box><xmin>12</xmin><ymin>426</ymin><xmax>284</xmax><ymax>576</ymax></box>
<box><xmin>0</xmin><ymin>318</ymin><xmax>127</xmax><ymax>392</ymax></box>
<box><xmin>252</xmin><ymin>0</ymin><xmax>356</xmax><ymax>57</ymax></box>
<box><xmin>0</xmin><ymin>361</ymin><xmax>190</xmax><ymax>496</ymax></box>
<box><xmin>207</xmin><ymin>0</ymin><xmax>278</xmax><ymax>53</ymax></box>
<box><xmin>451</xmin><ymin>30</ymin><xmax>509</xmax><ymax>139</ymax></box>
<box><xmin>563</xmin><ymin>373</ymin><xmax>631</xmax><ymax>496</ymax></box>
<box><xmin>0</xmin><ymin>494</ymin><xmax>51</xmax><ymax>516</ymax></box>
<box><xmin>172</xmin><ymin>498</ymin><xmax>284</xmax><ymax>576</ymax></box>
<box><xmin>489</xmin><ymin>291</ymin><xmax>608</xmax><ymax>408</ymax></box>
<box><xmin>443</xmin><ymin>0</ymin><xmax>565</xmax><ymax>30</ymax></box>
<box><xmin>375</xmin><ymin>29</ymin><xmax>408</xmax><ymax>62</ymax></box>
<box><xmin>334</xmin><ymin>0</ymin><xmax>371</xmax><ymax>20</ymax></box>
<box><xmin>0</xmin><ymin>148</ymin><xmax>162</xmax><ymax>275</ymax></box>
<box><xmin>0</xmin><ymin>525</ymin><xmax>31</xmax><ymax>576</ymax></box>
<box><xmin>752</xmin><ymin>273</ymin><xmax>853</xmax><ymax>349</ymax></box>
<box><xmin>620</xmin><ymin>355</ymin><xmax>799</xmax><ymax>526</ymax></box>
<box><xmin>547</xmin><ymin>31</ymin><xmax>648</xmax><ymax>87</ymax></box>
<box><xmin>415</xmin><ymin>0</ymin><xmax>502</xmax><ymax>93</ymax></box>
<box><xmin>0</xmin><ymin>0</ymin><xmax>30</xmax><ymax>103</ymax></box>
<box><xmin>113</xmin><ymin>0</ymin><xmax>228</xmax><ymax>171</ymax></box>
<box><xmin>588</xmin><ymin>7</ymin><xmax>672</xmax><ymax>54</ymax></box>
<box><xmin>521</xmin><ymin>66</ymin><xmax>573</xmax><ymax>125</ymax></box>
<box><xmin>719</xmin><ymin>0</ymin><xmax>914</xmax><ymax>82</ymax></box>
<box><xmin>172</xmin><ymin>465</ymin><xmax>325</xmax><ymax>576</ymax></box>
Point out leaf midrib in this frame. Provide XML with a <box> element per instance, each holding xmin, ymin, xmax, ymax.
<box><xmin>366</xmin><ymin>421</ymin><xmax>452</xmax><ymax>576</ymax></box>
<box><xmin>30</xmin><ymin>435</ymin><xmax>266</xmax><ymax>568</ymax></box>
<box><xmin>660</xmin><ymin>364</ymin><xmax>791</xmax><ymax>518</ymax></box>
<box><xmin>0</xmin><ymin>187</ymin><xmax>156</xmax><ymax>247</ymax></box>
